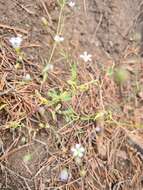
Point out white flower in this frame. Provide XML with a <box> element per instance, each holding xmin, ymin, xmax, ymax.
<box><xmin>9</xmin><ymin>35</ymin><xmax>23</xmax><ymax>49</ymax></box>
<box><xmin>54</xmin><ymin>35</ymin><xmax>64</xmax><ymax>42</ymax></box>
<box><xmin>45</xmin><ymin>64</ymin><xmax>54</xmax><ymax>71</ymax></box>
<box><xmin>80</xmin><ymin>51</ymin><xmax>92</xmax><ymax>62</ymax></box>
<box><xmin>71</xmin><ymin>144</ymin><xmax>85</xmax><ymax>158</ymax></box>
<box><xmin>68</xmin><ymin>1</ymin><xmax>75</xmax><ymax>7</ymax></box>
<box><xmin>59</xmin><ymin>168</ymin><xmax>70</xmax><ymax>182</ymax></box>
<box><xmin>43</xmin><ymin>64</ymin><xmax>54</xmax><ymax>73</ymax></box>
<box><xmin>23</xmin><ymin>74</ymin><xmax>32</xmax><ymax>81</ymax></box>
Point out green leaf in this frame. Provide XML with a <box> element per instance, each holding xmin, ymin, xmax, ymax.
<box><xmin>78</xmin><ymin>84</ymin><xmax>89</xmax><ymax>92</ymax></box>
<box><xmin>47</xmin><ymin>90</ymin><xmax>71</xmax><ymax>105</ymax></box>
<box><xmin>107</xmin><ymin>67</ymin><xmax>114</xmax><ymax>76</ymax></box>
<box><xmin>35</xmin><ymin>90</ymin><xmax>49</xmax><ymax>105</ymax></box>
<box><xmin>61</xmin><ymin>107</ymin><xmax>78</xmax><ymax>122</ymax></box>
<box><xmin>114</xmin><ymin>67</ymin><xmax>129</xmax><ymax>84</ymax></box>
<box><xmin>48</xmin><ymin>90</ymin><xmax>58</xmax><ymax>98</ymax></box>
<box><xmin>60</xmin><ymin>91</ymin><xmax>72</xmax><ymax>101</ymax></box>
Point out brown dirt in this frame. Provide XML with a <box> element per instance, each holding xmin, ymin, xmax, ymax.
<box><xmin>0</xmin><ymin>0</ymin><xmax>143</xmax><ymax>189</ymax></box>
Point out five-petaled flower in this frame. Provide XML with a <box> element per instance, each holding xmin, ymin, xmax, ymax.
<box><xmin>68</xmin><ymin>1</ymin><xmax>75</xmax><ymax>8</ymax></box>
<box><xmin>9</xmin><ymin>35</ymin><xmax>23</xmax><ymax>49</ymax></box>
<box><xmin>71</xmin><ymin>144</ymin><xmax>85</xmax><ymax>158</ymax></box>
<box><xmin>80</xmin><ymin>51</ymin><xmax>92</xmax><ymax>62</ymax></box>
<box><xmin>54</xmin><ymin>35</ymin><xmax>64</xmax><ymax>42</ymax></box>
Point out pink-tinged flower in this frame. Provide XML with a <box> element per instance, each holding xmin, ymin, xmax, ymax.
<box><xmin>59</xmin><ymin>168</ymin><xmax>70</xmax><ymax>182</ymax></box>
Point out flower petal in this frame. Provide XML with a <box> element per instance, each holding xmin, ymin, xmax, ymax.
<box><xmin>71</xmin><ymin>147</ymin><xmax>76</xmax><ymax>152</ymax></box>
<box><xmin>80</xmin><ymin>147</ymin><xmax>85</xmax><ymax>153</ymax></box>
<box><xmin>75</xmin><ymin>144</ymin><xmax>81</xmax><ymax>149</ymax></box>
<box><xmin>73</xmin><ymin>150</ymin><xmax>79</xmax><ymax>157</ymax></box>
<box><xmin>68</xmin><ymin>1</ymin><xmax>75</xmax><ymax>7</ymax></box>
<box><xmin>78</xmin><ymin>152</ymin><xmax>83</xmax><ymax>158</ymax></box>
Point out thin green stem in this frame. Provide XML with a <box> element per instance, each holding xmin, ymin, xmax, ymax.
<box><xmin>42</xmin><ymin>6</ymin><xmax>64</xmax><ymax>79</ymax></box>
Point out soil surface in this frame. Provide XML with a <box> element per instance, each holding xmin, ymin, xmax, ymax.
<box><xmin>0</xmin><ymin>0</ymin><xmax>143</xmax><ymax>190</ymax></box>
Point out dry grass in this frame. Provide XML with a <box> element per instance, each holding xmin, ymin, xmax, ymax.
<box><xmin>0</xmin><ymin>0</ymin><xmax>143</xmax><ymax>189</ymax></box>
